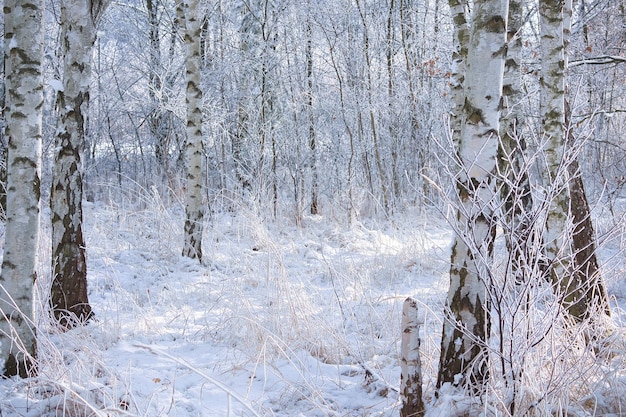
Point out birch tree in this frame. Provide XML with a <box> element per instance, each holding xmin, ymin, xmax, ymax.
<box><xmin>51</xmin><ymin>0</ymin><xmax>109</xmax><ymax>326</ymax></box>
<box><xmin>306</xmin><ymin>0</ymin><xmax>318</xmax><ymax>215</ymax></box>
<box><xmin>539</xmin><ymin>0</ymin><xmax>610</xmax><ymax>323</ymax></box>
<box><xmin>0</xmin><ymin>0</ymin><xmax>45</xmax><ymax>377</ymax></box>
<box><xmin>498</xmin><ymin>0</ymin><xmax>536</xmax><ymax>287</ymax></box>
<box><xmin>180</xmin><ymin>0</ymin><xmax>205</xmax><ymax>261</ymax></box>
<box><xmin>437</xmin><ymin>0</ymin><xmax>507</xmax><ymax>394</ymax></box>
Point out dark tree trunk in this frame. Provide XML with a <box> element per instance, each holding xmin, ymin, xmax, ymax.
<box><xmin>51</xmin><ymin>0</ymin><xmax>109</xmax><ymax>327</ymax></box>
<box><xmin>565</xmin><ymin>102</ymin><xmax>611</xmax><ymax>320</ymax></box>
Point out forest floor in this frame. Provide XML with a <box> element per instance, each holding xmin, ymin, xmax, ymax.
<box><xmin>0</xmin><ymin>189</ymin><xmax>625</xmax><ymax>416</ymax></box>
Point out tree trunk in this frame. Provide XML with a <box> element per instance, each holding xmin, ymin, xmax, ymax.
<box><xmin>399</xmin><ymin>0</ymin><xmax>424</xmax><ymax>202</ymax></box>
<box><xmin>539</xmin><ymin>0</ymin><xmax>595</xmax><ymax>322</ymax></box>
<box><xmin>564</xmin><ymin>102</ymin><xmax>612</xmax><ymax>320</ymax></box>
<box><xmin>400</xmin><ymin>297</ymin><xmax>424</xmax><ymax>417</ymax></box>
<box><xmin>0</xmin><ymin>0</ymin><xmax>45</xmax><ymax>377</ymax></box>
<box><xmin>355</xmin><ymin>0</ymin><xmax>389</xmax><ymax>214</ymax></box>
<box><xmin>446</xmin><ymin>0</ymin><xmax>469</xmax><ymax>145</ymax></box>
<box><xmin>498</xmin><ymin>0</ymin><xmax>535</xmax><ymax>283</ymax></box>
<box><xmin>0</xmin><ymin>52</ymin><xmax>7</xmax><ymax>216</ymax></box>
<box><xmin>146</xmin><ymin>0</ymin><xmax>169</xmax><ymax>181</ymax></box>
<box><xmin>437</xmin><ymin>0</ymin><xmax>507</xmax><ymax>394</ymax></box>
<box><xmin>180</xmin><ymin>0</ymin><xmax>205</xmax><ymax>261</ymax></box>
<box><xmin>306</xmin><ymin>3</ymin><xmax>318</xmax><ymax>215</ymax></box>
<box><xmin>539</xmin><ymin>0</ymin><xmax>569</xmax><ymax>283</ymax></box>
<box><xmin>51</xmin><ymin>0</ymin><xmax>109</xmax><ymax>327</ymax></box>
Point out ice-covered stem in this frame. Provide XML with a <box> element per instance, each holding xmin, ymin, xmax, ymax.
<box><xmin>400</xmin><ymin>297</ymin><xmax>424</xmax><ymax>417</ymax></box>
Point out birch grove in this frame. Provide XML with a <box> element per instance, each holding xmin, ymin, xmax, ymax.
<box><xmin>0</xmin><ymin>2</ymin><xmax>621</xmax><ymax>415</ymax></box>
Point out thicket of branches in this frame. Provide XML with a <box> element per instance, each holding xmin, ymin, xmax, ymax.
<box><xmin>0</xmin><ymin>0</ymin><xmax>619</xmax><ymax>224</ymax></box>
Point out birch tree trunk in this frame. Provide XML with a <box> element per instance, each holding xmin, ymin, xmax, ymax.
<box><xmin>355</xmin><ymin>0</ymin><xmax>389</xmax><ymax>213</ymax></box>
<box><xmin>446</xmin><ymin>0</ymin><xmax>469</xmax><ymax>144</ymax></box>
<box><xmin>400</xmin><ymin>297</ymin><xmax>424</xmax><ymax>417</ymax></box>
<box><xmin>565</xmin><ymin>102</ymin><xmax>612</xmax><ymax>320</ymax></box>
<box><xmin>51</xmin><ymin>0</ymin><xmax>109</xmax><ymax>327</ymax></box>
<box><xmin>146</xmin><ymin>0</ymin><xmax>168</xmax><ymax>180</ymax></box>
<box><xmin>539</xmin><ymin>0</ymin><xmax>570</xmax><ymax>296</ymax></box>
<box><xmin>180</xmin><ymin>0</ymin><xmax>205</xmax><ymax>261</ymax></box>
<box><xmin>539</xmin><ymin>0</ymin><xmax>605</xmax><ymax>323</ymax></box>
<box><xmin>0</xmin><ymin>0</ymin><xmax>45</xmax><ymax>377</ymax></box>
<box><xmin>306</xmin><ymin>2</ymin><xmax>318</xmax><ymax>215</ymax></box>
<box><xmin>437</xmin><ymin>0</ymin><xmax>507</xmax><ymax>394</ymax></box>
<box><xmin>498</xmin><ymin>0</ymin><xmax>535</xmax><ymax>284</ymax></box>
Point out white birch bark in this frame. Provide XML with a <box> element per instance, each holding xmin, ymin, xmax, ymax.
<box><xmin>0</xmin><ymin>0</ymin><xmax>45</xmax><ymax>377</ymax></box>
<box><xmin>499</xmin><ymin>0</ymin><xmax>536</xmax><ymax>284</ymax></box>
<box><xmin>437</xmin><ymin>0</ymin><xmax>507</xmax><ymax>393</ymax></box>
<box><xmin>447</xmin><ymin>0</ymin><xmax>469</xmax><ymax>144</ymax></box>
<box><xmin>539</xmin><ymin>0</ymin><xmax>590</xmax><ymax>321</ymax></box>
<box><xmin>51</xmin><ymin>0</ymin><xmax>109</xmax><ymax>326</ymax></box>
<box><xmin>180</xmin><ymin>0</ymin><xmax>205</xmax><ymax>261</ymax></box>
<box><xmin>539</xmin><ymin>0</ymin><xmax>569</xmax><ymax>277</ymax></box>
<box><xmin>400</xmin><ymin>297</ymin><xmax>424</xmax><ymax>417</ymax></box>
<box><xmin>541</xmin><ymin>0</ymin><xmax>610</xmax><ymax>324</ymax></box>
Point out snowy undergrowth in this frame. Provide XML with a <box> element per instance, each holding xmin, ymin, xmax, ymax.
<box><xmin>0</xmin><ymin>188</ymin><xmax>450</xmax><ymax>416</ymax></box>
<box><xmin>0</xmin><ymin>188</ymin><xmax>624</xmax><ymax>416</ymax></box>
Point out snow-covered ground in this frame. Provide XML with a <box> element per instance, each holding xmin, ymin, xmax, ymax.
<box><xmin>0</xmin><ymin>189</ymin><xmax>625</xmax><ymax>416</ymax></box>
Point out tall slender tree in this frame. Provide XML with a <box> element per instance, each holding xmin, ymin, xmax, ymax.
<box><xmin>306</xmin><ymin>0</ymin><xmax>318</xmax><ymax>215</ymax></box>
<box><xmin>539</xmin><ymin>0</ymin><xmax>610</xmax><ymax>323</ymax></box>
<box><xmin>51</xmin><ymin>0</ymin><xmax>110</xmax><ymax>326</ymax></box>
<box><xmin>498</xmin><ymin>0</ymin><xmax>535</xmax><ymax>283</ymax></box>
<box><xmin>539</xmin><ymin>0</ymin><xmax>571</xmax><ymax>304</ymax></box>
<box><xmin>180</xmin><ymin>0</ymin><xmax>205</xmax><ymax>261</ymax></box>
<box><xmin>437</xmin><ymin>0</ymin><xmax>507</xmax><ymax>394</ymax></box>
<box><xmin>0</xmin><ymin>0</ymin><xmax>45</xmax><ymax>377</ymax></box>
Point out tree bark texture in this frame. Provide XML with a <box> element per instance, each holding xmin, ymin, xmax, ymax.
<box><xmin>539</xmin><ymin>0</ymin><xmax>570</xmax><ymax>286</ymax></box>
<box><xmin>51</xmin><ymin>0</ymin><xmax>109</xmax><ymax>326</ymax></box>
<box><xmin>446</xmin><ymin>0</ymin><xmax>469</xmax><ymax>145</ymax></box>
<box><xmin>437</xmin><ymin>0</ymin><xmax>507</xmax><ymax>394</ymax></box>
<box><xmin>306</xmin><ymin>3</ymin><xmax>318</xmax><ymax>215</ymax></box>
<box><xmin>400</xmin><ymin>297</ymin><xmax>424</xmax><ymax>417</ymax></box>
<box><xmin>564</xmin><ymin>102</ymin><xmax>612</xmax><ymax>320</ymax></box>
<box><xmin>180</xmin><ymin>0</ymin><xmax>205</xmax><ymax>261</ymax></box>
<box><xmin>539</xmin><ymin>0</ymin><xmax>595</xmax><ymax>322</ymax></box>
<box><xmin>498</xmin><ymin>0</ymin><xmax>535</xmax><ymax>284</ymax></box>
<box><xmin>0</xmin><ymin>0</ymin><xmax>45</xmax><ymax>377</ymax></box>
<box><xmin>147</xmin><ymin>0</ymin><xmax>168</xmax><ymax>173</ymax></box>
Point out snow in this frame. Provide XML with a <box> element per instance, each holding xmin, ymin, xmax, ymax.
<box><xmin>0</xmin><ymin>200</ymin><xmax>451</xmax><ymax>416</ymax></box>
<box><xmin>48</xmin><ymin>79</ymin><xmax>64</xmax><ymax>93</ymax></box>
<box><xmin>0</xmin><ymin>195</ymin><xmax>625</xmax><ymax>416</ymax></box>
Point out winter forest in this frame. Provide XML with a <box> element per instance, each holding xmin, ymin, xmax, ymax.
<box><xmin>1</xmin><ymin>0</ymin><xmax>626</xmax><ymax>415</ymax></box>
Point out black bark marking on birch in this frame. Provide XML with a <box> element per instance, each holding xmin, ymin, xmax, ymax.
<box><xmin>1</xmin><ymin>261</ymin><xmax>17</xmax><ymax>271</ymax></box>
<box><xmin>466</xmin><ymin>103</ymin><xmax>484</xmax><ymax>125</ymax></box>
<box><xmin>484</xmin><ymin>15</ymin><xmax>506</xmax><ymax>33</ymax></box>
